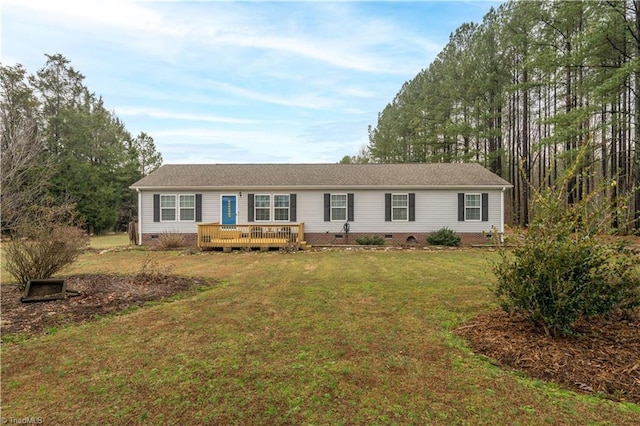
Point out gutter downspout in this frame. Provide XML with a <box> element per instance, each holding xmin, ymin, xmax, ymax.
<box><xmin>500</xmin><ymin>187</ymin><xmax>506</xmax><ymax>242</ymax></box>
<box><xmin>137</xmin><ymin>189</ymin><xmax>142</xmax><ymax>246</ymax></box>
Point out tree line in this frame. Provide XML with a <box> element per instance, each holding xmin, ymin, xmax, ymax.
<box><xmin>1</xmin><ymin>54</ymin><xmax>162</xmax><ymax>235</ymax></box>
<box><xmin>360</xmin><ymin>0</ymin><xmax>640</xmax><ymax>231</ymax></box>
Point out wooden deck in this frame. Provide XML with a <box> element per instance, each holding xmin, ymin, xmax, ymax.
<box><xmin>197</xmin><ymin>223</ymin><xmax>307</xmax><ymax>251</ymax></box>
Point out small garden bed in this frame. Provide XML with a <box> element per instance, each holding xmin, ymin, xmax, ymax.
<box><xmin>0</xmin><ymin>274</ymin><xmax>215</xmax><ymax>337</ymax></box>
<box><xmin>454</xmin><ymin>308</ymin><xmax>640</xmax><ymax>404</ymax></box>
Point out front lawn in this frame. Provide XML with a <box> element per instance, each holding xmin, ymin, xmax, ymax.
<box><xmin>1</xmin><ymin>249</ymin><xmax>638</xmax><ymax>424</ymax></box>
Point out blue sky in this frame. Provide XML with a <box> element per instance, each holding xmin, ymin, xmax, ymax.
<box><xmin>2</xmin><ymin>0</ymin><xmax>502</xmax><ymax>164</ymax></box>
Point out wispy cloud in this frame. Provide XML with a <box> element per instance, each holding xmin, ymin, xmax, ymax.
<box><xmin>203</xmin><ymin>80</ymin><xmax>337</xmax><ymax>110</ymax></box>
<box><xmin>116</xmin><ymin>106</ymin><xmax>262</xmax><ymax>125</ymax></box>
<box><xmin>5</xmin><ymin>0</ymin><xmax>430</xmax><ymax>75</ymax></box>
<box><xmin>3</xmin><ymin>0</ymin><xmax>500</xmax><ymax>164</ymax></box>
<box><xmin>154</xmin><ymin>127</ymin><xmax>314</xmax><ymax>163</ymax></box>
<box><xmin>5</xmin><ymin>0</ymin><xmax>175</xmax><ymax>35</ymax></box>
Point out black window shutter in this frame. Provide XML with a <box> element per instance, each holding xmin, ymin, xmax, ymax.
<box><xmin>409</xmin><ymin>193</ymin><xmax>416</xmax><ymax>222</ymax></box>
<box><xmin>153</xmin><ymin>194</ymin><xmax>160</xmax><ymax>222</ymax></box>
<box><xmin>290</xmin><ymin>194</ymin><xmax>297</xmax><ymax>222</ymax></box>
<box><xmin>324</xmin><ymin>193</ymin><xmax>330</xmax><ymax>222</ymax></box>
<box><xmin>347</xmin><ymin>193</ymin><xmax>354</xmax><ymax>221</ymax></box>
<box><xmin>482</xmin><ymin>193</ymin><xmax>489</xmax><ymax>221</ymax></box>
<box><xmin>458</xmin><ymin>193</ymin><xmax>465</xmax><ymax>221</ymax></box>
<box><xmin>248</xmin><ymin>194</ymin><xmax>254</xmax><ymax>222</ymax></box>
<box><xmin>385</xmin><ymin>193</ymin><xmax>391</xmax><ymax>222</ymax></box>
<box><xmin>195</xmin><ymin>194</ymin><xmax>202</xmax><ymax>222</ymax></box>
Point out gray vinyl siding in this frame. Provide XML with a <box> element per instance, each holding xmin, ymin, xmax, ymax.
<box><xmin>140</xmin><ymin>190</ymin><xmax>225</xmax><ymax>234</ymax></box>
<box><xmin>138</xmin><ymin>188</ymin><xmax>503</xmax><ymax>236</ymax></box>
<box><xmin>296</xmin><ymin>189</ymin><xmax>502</xmax><ymax>234</ymax></box>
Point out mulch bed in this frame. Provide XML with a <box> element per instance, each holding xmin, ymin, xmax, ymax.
<box><xmin>0</xmin><ymin>274</ymin><xmax>215</xmax><ymax>336</ymax></box>
<box><xmin>453</xmin><ymin>308</ymin><xmax>640</xmax><ymax>404</ymax></box>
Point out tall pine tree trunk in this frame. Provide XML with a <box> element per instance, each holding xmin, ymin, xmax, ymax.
<box><xmin>634</xmin><ymin>0</ymin><xmax>640</xmax><ymax>230</ymax></box>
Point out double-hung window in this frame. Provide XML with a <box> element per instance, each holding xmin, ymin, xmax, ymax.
<box><xmin>331</xmin><ymin>194</ymin><xmax>347</xmax><ymax>221</ymax></box>
<box><xmin>154</xmin><ymin>193</ymin><xmax>200</xmax><ymax>223</ymax></box>
<box><xmin>160</xmin><ymin>195</ymin><xmax>176</xmax><ymax>221</ymax></box>
<box><xmin>254</xmin><ymin>195</ymin><xmax>271</xmax><ymax>221</ymax></box>
<box><xmin>324</xmin><ymin>193</ymin><xmax>353</xmax><ymax>222</ymax></box>
<box><xmin>160</xmin><ymin>194</ymin><xmax>196</xmax><ymax>221</ymax></box>
<box><xmin>179</xmin><ymin>195</ymin><xmax>195</xmax><ymax>221</ymax></box>
<box><xmin>465</xmin><ymin>194</ymin><xmax>481</xmax><ymax>221</ymax></box>
<box><xmin>249</xmin><ymin>193</ymin><xmax>296</xmax><ymax>223</ymax></box>
<box><xmin>392</xmin><ymin>194</ymin><xmax>409</xmax><ymax>221</ymax></box>
<box><xmin>274</xmin><ymin>195</ymin><xmax>290</xmax><ymax>221</ymax></box>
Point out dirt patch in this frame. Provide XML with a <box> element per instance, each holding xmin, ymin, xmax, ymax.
<box><xmin>1</xmin><ymin>274</ymin><xmax>215</xmax><ymax>336</ymax></box>
<box><xmin>453</xmin><ymin>308</ymin><xmax>640</xmax><ymax>404</ymax></box>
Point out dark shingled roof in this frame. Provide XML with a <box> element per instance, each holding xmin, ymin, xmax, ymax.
<box><xmin>130</xmin><ymin>163</ymin><xmax>512</xmax><ymax>189</ymax></box>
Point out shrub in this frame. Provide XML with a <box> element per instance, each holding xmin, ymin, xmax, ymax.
<box><xmin>157</xmin><ymin>231</ymin><xmax>186</xmax><ymax>250</ymax></box>
<box><xmin>427</xmin><ymin>227</ymin><xmax>461</xmax><ymax>247</ymax></box>
<box><xmin>134</xmin><ymin>256</ymin><xmax>173</xmax><ymax>281</ymax></box>
<box><xmin>356</xmin><ymin>235</ymin><xmax>385</xmax><ymax>245</ymax></box>
<box><xmin>3</xmin><ymin>223</ymin><xmax>89</xmax><ymax>288</ymax></box>
<box><xmin>492</xmin><ymin>148</ymin><xmax>640</xmax><ymax>337</ymax></box>
<box><xmin>494</xmin><ymin>233</ymin><xmax>640</xmax><ymax>337</ymax></box>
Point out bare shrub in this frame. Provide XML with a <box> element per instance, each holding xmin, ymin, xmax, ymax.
<box><xmin>3</xmin><ymin>223</ymin><xmax>89</xmax><ymax>288</ymax></box>
<box><xmin>133</xmin><ymin>256</ymin><xmax>174</xmax><ymax>282</ymax></box>
<box><xmin>279</xmin><ymin>242</ymin><xmax>300</xmax><ymax>253</ymax></box>
<box><xmin>157</xmin><ymin>231</ymin><xmax>186</xmax><ymax>250</ymax></box>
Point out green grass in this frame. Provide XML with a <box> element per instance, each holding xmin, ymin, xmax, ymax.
<box><xmin>2</xmin><ymin>249</ymin><xmax>638</xmax><ymax>424</ymax></box>
<box><xmin>87</xmin><ymin>233</ymin><xmax>131</xmax><ymax>249</ymax></box>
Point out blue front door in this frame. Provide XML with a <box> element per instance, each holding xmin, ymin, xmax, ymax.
<box><xmin>221</xmin><ymin>195</ymin><xmax>237</xmax><ymax>225</ymax></box>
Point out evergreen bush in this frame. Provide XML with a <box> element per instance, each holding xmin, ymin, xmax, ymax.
<box><xmin>356</xmin><ymin>235</ymin><xmax>385</xmax><ymax>245</ymax></box>
<box><xmin>493</xmin><ymin>149</ymin><xmax>640</xmax><ymax>337</ymax></box>
<box><xmin>427</xmin><ymin>227</ymin><xmax>461</xmax><ymax>246</ymax></box>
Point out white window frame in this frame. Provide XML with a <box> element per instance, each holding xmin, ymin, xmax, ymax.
<box><xmin>465</xmin><ymin>193</ymin><xmax>481</xmax><ymax>221</ymax></box>
<box><xmin>331</xmin><ymin>193</ymin><xmax>347</xmax><ymax>222</ymax></box>
<box><xmin>254</xmin><ymin>194</ymin><xmax>271</xmax><ymax>222</ymax></box>
<box><xmin>179</xmin><ymin>194</ymin><xmax>196</xmax><ymax>222</ymax></box>
<box><xmin>392</xmin><ymin>193</ymin><xmax>409</xmax><ymax>222</ymax></box>
<box><xmin>273</xmin><ymin>194</ymin><xmax>290</xmax><ymax>222</ymax></box>
<box><xmin>160</xmin><ymin>194</ymin><xmax>177</xmax><ymax>222</ymax></box>
<box><xmin>160</xmin><ymin>194</ymin><xmax>196</xmax><ymax>222</ymax></box>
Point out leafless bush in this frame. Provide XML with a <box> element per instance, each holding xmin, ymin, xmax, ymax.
<box><xmin>157</xmin><ymin>231</ymin><xmax>186</xmax><ymax>250</ymax></box>
<box><xmin>279</xmin><ymin>242</ymin><xmax>300</xmax><ymax>253</ymax></box>
<box><xmin>134</xmin><ymin>256</ymin><xmax>173</xmax><ymax>281</ymax></box>
<box><xmin>3</xmin><ymin>222</ymin><xmax>89</xmax><ymax>288</ymax></box>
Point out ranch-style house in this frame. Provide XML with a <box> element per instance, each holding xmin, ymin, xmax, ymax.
<box><xmin>129</xmin><ymin>163</ymin><xmax>512</xmax><ymax>250</ymax></box>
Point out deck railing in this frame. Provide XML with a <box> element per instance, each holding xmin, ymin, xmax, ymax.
<box><xmin>197</xmin><ymin>222</ymin><xmax>305</xmax><ymax>249</ymax></box>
